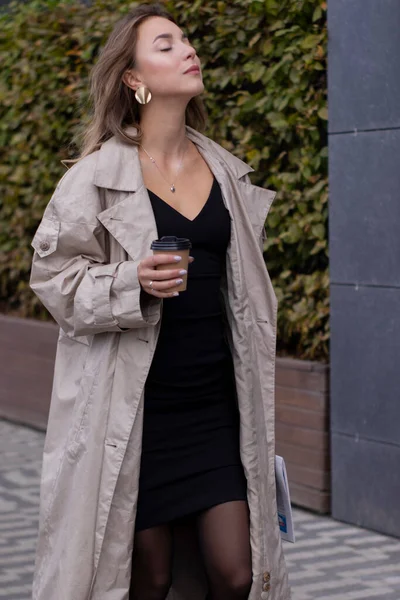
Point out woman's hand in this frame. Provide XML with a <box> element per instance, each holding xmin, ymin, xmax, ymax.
<box><xmin>137</xmin><ymin>254</ymin><xmax>194</xmax><ymax>298</ymax></box>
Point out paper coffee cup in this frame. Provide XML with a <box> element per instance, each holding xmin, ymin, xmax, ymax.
<box><xmin>150</xmin><ymin>236</ymin><xmax>192</xmax><ymax>292</ymax></box>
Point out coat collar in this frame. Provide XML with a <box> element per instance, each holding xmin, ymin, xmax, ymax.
<box><xmin>93</xmin><ymin>125</ymin><xmax>253</xmax><ymax>192</ymax></box>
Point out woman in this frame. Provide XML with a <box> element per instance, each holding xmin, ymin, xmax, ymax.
<box><xmin>30</xmin><ymin>4</ymin><xmax>290</xmax><ymax>600</ymax></box>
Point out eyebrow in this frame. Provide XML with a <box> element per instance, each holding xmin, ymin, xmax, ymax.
<box><xmin>153</xmin><ymin>32</ymin><xmax>187</xmax><ymax>44</ymax></box>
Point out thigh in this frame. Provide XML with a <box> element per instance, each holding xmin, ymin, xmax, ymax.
<box><xmin>130</xmin><ymin>524</ymin><xmax>173</xmax><ymax>599</ymax></box>
<box><xmin>197</xmin><ymin>501</ymin><xmax>252</xmax><ymax>588</ymax></box>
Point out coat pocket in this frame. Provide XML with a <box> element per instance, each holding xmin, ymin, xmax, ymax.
<box><xmin>31</xmin><ymin>217</ymin><xmax>60</xmax><ymax>258</ymax></box>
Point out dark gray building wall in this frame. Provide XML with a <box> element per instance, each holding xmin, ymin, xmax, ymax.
<box><xmin>328</xmin><ymin>0</ymin><xmax>400</xmax><ymax>537</ymax></box>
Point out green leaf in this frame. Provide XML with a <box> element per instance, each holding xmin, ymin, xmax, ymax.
<box><xmin>311</xmin><ymin>224</ymin><xmax>326</xmax><ymax>240</ymax></box>
<box><xmin>318</xmin><ymin>106</ymin><xmax>328</xmax><ymax>120</ymax></box>
<box><xmin>313</xmin><ymin>6</ymin><xmax>322</xmax><ymax>22</ymax></box>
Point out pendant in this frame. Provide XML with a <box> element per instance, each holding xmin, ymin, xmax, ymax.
<box><xmin>170</xmin><ymin>185</ymin><xmax>176</xmax><ymax>193</ymax></box>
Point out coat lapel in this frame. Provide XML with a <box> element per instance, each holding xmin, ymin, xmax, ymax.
<box><xmin>237</xmin><ymin>181</ymin><xmax>276</xmax><ymax>239</ymax></box>
<box><xmin>96</xmin><ymin>187</ymin><xmax>157</xmax><ymax>260</ymax></box>
<box><xmin>95</xmin><ymin>137</ymin><xmax>158</xmax><ymax>259</ymax></box>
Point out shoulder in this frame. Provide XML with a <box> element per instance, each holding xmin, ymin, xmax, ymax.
<box><xmin>56</xmin><ymin>151</ymin><xmax>100</xmax><ymax>196</ymax></box>
<box><xmin>49</xmin><ymin>151</ymin><xmax>103</xmax><ymax>223</ymax></box>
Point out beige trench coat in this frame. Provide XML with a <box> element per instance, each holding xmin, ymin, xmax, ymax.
<box><xmin>29</xmin><ymin>126</ymin><xmax>291</xmax><ymax>600</ymax></box>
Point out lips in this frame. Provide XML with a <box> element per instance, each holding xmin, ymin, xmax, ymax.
<box><xmin>184</xmin><ymin>65</ymin><xmax>200</xmax><ymax>74</ymax></box>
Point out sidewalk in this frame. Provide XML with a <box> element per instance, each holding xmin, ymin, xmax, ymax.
<box><xmin>1</xmin><ymin>419</ymin><xmax>399</xmax><ymax>600</ymax></box>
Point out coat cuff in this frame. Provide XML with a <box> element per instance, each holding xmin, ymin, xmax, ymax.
<box><xmin>109</xmin><ymin>260</ymin><xmax>161</xmax><ymax>329</ymax></box>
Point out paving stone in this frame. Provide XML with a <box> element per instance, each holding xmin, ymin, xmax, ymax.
<box><xmin>1</xmin><ymin>419</ymin><xmax>400</xmax><ymax>600</ymax></box>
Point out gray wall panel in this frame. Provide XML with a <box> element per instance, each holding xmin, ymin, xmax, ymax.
<box><xmin>329</xmin><ymin>129</ymin><xmax>400</xmax><ymax>287</ymax></box>
<box><xmin>330</xmin><ymin>284</ymin><xmax>400</xmax><ymax>445</ymax></box>
<box><xmin>328</xmin><ymin>0</ymin><xmax>400</xmax><ymax>132</ymax></box>
<box><xmin>329</xmin><ymin>0</ymin><xmax>400</xmax><ymax>536</ymax></box>
<box><xmin>331</xmin><ymin>433</ymin><xmax>400</xmax><ymax>538</ymax></box>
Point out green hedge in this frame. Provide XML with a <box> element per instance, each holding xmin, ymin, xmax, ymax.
<box><xmin>0</xmin><ymin>0</ymin><xmax>328</xmax><ymax>361</ymax></box>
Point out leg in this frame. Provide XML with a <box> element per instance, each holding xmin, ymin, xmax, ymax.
<box><xmin>197</xmin><ymin>501</ymin><xmax>252</xmax><ymax>600</ymax></box>
<box><xmin>130</xmin><ymin>524</ymin><xmax>173</xmax><ymax>600</ymax></box>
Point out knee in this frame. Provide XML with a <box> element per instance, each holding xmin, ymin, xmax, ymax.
<box><xmin>131</xmin><ymin>572</ymin><xmax>171</xmax><ymax>600</ymax></box>
<box><xmin>148</xmin><ymin>574</ymin><xmax>172</xmax><ymax>600</ymax></box>
<box><xmin>226</xmin><ymin>567</ymin><xmax>252</xmax><ymax>598</ymax></box>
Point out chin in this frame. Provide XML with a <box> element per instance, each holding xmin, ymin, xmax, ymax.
<box><xmin>188</xmin><ymin>80</ymin><xmax>205</xmax><ymax>97</ymax></box>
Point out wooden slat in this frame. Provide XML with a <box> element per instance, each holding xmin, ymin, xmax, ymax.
<box><xmin>285</xmin><ymin>461</ymin><xmax>330</xmax><ymax>491</ymax></box>
<box><xmin>276</xmin><ymin>404</ymin><xmax>329</xmax><ymax>431</ymax></box>
<box><xmin>276</xmin><ymin>385</ymin><xmax>328</xmax><ymax>413</ymax></box>
<box><xmin>276</xmin><ymin>441</ymin><xmax>330</xmax><ymax>472</ymax></box>
<box><xmin>290</xmin><ymin>482</ymin><xmax>331</xmax><ymax>514</ymax></box>
<box><xmin>276</xmin><ymin>422</ymin><xmax>329</xmax><ymax>451</ymax></box>
<box><xmin>275</xmin><ymin>357</ymin><xmax>329</xmax><ymax>393</ymax></box>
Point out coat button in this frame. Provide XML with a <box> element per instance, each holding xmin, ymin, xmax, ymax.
<box><xmin>263</xmin><ymin>572</ymin><xmax>270</xmax><ymax>583</ymax></box>
<box><xmin>263</xmin><ymin>583</ymin><xmax>271</xmax><ymax>591</ymax></box>
<box><xmin>40</xmin><ymin>240</ymin><xmax>50</xmax><ymax>252</ymax></box>
<box><xmin>261</xmin><ymin>593</ymin><xmax>269</xmax><ymax>600</ymax></box>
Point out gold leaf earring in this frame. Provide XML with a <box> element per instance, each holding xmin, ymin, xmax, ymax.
<box><xmin>135</xmin><ymin>86</ymin><xmax>152</xmax><ymax>104</ymax></box>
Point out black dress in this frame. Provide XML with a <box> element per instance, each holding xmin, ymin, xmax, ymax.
<box><xmin>135</xmin><ymin>177</ymin><xmax>247</xmax><ymax>532</ymax></box>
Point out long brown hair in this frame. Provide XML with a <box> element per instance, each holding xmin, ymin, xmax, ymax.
<box><xmin>77</xmin><ymin>3</ymin><xmax>207</xmax><ymax>159</ymax></box>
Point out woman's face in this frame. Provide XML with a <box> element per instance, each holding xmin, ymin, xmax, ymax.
<box><xmin>129</xmin><ymin>16</ymin><xmax>204</xmax><ymax>99</ymax></box>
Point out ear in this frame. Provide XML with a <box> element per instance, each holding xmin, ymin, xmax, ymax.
<box><xmin>123</xmin><ymin>69</ymin><xmax>143</xmax><ymax>91</ymax></box>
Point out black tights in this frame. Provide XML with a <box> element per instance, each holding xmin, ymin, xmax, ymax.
<box><xmin>130</xmin><ymin>501</ymin><xmax>252</xmax><ymax>600</ymax></box>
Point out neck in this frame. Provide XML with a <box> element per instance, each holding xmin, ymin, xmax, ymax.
<box><xmin>139</xmin><ymin>97</ymin><xmax>189</xmax><ymax>158</ymax></box>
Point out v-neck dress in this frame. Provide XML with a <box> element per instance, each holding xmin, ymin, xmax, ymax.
<box><xmin>135</xmin><ymin>177</ymin><xmax>248</xmax><ymax>532</ymax></box>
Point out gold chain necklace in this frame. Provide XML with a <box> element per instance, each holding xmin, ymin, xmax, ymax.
<box><xmin>140</xmin><ymin>141</ymin><xmax>189</xmax><ymax>193</ymax></box>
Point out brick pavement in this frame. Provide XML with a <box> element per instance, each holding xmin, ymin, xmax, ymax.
<box><xmin>1</xmin><ymin>419</ymin><xmax>399</xmax><ymax>600</ymax></box>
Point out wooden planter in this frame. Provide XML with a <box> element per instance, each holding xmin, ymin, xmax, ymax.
<box><xmin>275</xmin><ymin>357</ymin><xmax>330</xmax><ymax>513</ymax></box>
<box><xmin>0</xmin><ymin>314</ymin><xmax>58</xmax><ymax>430</ymax></box>
<box><xmin>0</xmin><ymin>315</ymin><xmax>330</xmax><ymax>513</ymax></box>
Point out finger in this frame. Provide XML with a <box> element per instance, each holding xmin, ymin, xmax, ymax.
<box><xmin>149</xmin><ymin>278</ymin><xmax>184</xmax><ymax>292</ymax></box>
<box><xmin>150</xmin><ymin>289</ymin><xmax>180</xmax><ymax>299</ymax></box>
<box><xmin>142</xmin><ymin>267</ymin><xmax>187</xmax><ymax>281</ymax></box>
<box><xmin>189</xmin><ymin>256</ymin><xmax>194</xmax><ymax>263</ymax></box>
<box><xmin>145</xmin><ymin>254</ymin><xmax>184</xmax><ymax>268</ymax></box>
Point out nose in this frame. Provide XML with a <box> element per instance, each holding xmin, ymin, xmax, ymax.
<box><xmin>184</xmin><ymin>44</ymin><xmax>196</xmax><ymax>60</ymax></box>
<box><xmin>185</xmin><ymin>49</ymin><xmax>195</xmax><ymax>61</ymax></box>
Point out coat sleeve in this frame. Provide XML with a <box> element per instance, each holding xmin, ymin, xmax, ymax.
<box><xmin>30</xmin><ymin>199</ymin><xmax>161</xmax><ymax>337</ymax></box>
